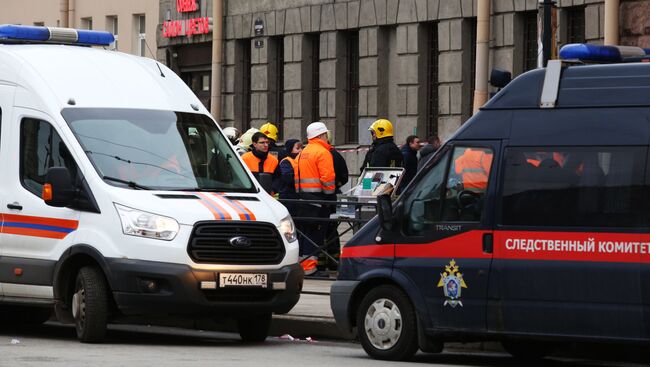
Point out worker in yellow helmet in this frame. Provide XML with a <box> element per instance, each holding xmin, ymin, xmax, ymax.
<box><xmin>360</xmin><ymin>118</ymin><xmax>403</xmax><ymax>172</ymax></box>
<box><xmin>260</xmin><ymin>122</ymin><xmax>286</xmax><ymax>160</ymax></box>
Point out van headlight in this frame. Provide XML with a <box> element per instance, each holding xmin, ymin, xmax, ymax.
<box><xmin>115</xmin><ymin>204</ymin><xmax>179</xmax><ymax>241</ymax></box>
<box><xmin>279</xmin><ymin>215</ymin><xmax>297</xmax><ymax>243</ymax></box>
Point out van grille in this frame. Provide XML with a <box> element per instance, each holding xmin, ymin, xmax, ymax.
<box><xmin>188</xmin><ymin>221</ymin><xmax>285</xmax><ymax>265</ymax></box>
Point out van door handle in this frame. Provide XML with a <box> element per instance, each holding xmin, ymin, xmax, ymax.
<box><xmin>482</xmin><ymin>233</ymin><xmax>493</xmax><ymax>254</ymax></box>
<box><xmin>7</xmin><ymin>202</ymin><xmax>23</xmax><ymax>210</ymax></box>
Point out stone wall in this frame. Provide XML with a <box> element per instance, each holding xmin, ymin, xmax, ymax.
<box><xmin>157</xmin><ymin>0</ymin><xmax>623</xmax><ymax>175</ymax></box>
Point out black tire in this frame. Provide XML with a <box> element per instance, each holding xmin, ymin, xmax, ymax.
<box><xmin>237</xmin><ymin>313</ymin><xmax>272</xmax><ymax>343</ymax></box>
<box><xmin>72</xmin><ymin>266</ymin><xmax>109</xmax><ymax>343</ymax></box>
<box><xmin>356</xmin><ymin>285</ymin><xmax>419</xmax><ymax>361</ymax></box>
<box><xmin>0</xmin><ymin>305</ymin><xmax>52</xmax><ymax>326</ymax></box>
<box><xmin>502</xmin><ymin>340</ymin><xmax>556</xmax><ymax>360</ymax></box>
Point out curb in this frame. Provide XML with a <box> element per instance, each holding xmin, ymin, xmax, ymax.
<box><xmin>270</xmin><ymin>315</ymin><xmax>355</xmax><ymax>340</ymax></box>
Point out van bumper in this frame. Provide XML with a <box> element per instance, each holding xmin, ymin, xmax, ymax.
<box><xmin>330</xmin><ymin>280</ymin><xmax>360</xmax><ymax>332</ymax></box>
<box><xmin>105</xmin><ymin>258</ymin><xmax>303</xmax><ymax>317</ymax></box>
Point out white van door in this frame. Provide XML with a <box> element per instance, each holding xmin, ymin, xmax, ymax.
<box><xmin>1</xmin><ymin>110</ymin><xmax>81</xmax><ymax>298</ymax></box>
<box><xmin>0</xmin><ymin>85</ymin><xmax>15</xmax><ymax>298</ymax></box>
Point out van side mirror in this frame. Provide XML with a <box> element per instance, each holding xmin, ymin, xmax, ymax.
<box><xmin>376</xmin><ymin>194</ymin><xmax>394</xmax><ymax>231</ymax></box>
<box><xmin>490</xmin><ymin>68</ymin><xmax>512</xmax><ymax>89</ymax></box>
<box><xmin>257</xmin><ymin>173</ymin><xmax>273</xmax><ymax>194</ymax></box>
<box><xmin>43</xmin><ymin>167</ymin><xmax>75</xmax><ymax>207</ymax></box>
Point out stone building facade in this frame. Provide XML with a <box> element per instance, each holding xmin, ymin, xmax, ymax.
<box><xmin>166</xmin><ymin>0</ymin><xmax>633</xmax><ymax>173</ymax></box>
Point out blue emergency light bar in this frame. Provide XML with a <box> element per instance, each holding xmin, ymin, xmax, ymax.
<box><xmin>0</xmin><ymin>24</ymin><xmax>114</xmax><ymax>46</ymax></box>
<box><xmin>559</xmin><ymin>43</ymin><xmax>650</xmax><ymax>63</ymax></box>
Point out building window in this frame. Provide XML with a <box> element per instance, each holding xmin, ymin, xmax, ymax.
<box><xmin>566</xmin><ymin>7</ymin><xmax>586</xmax><ymax>44</ymax></box>
<box><xmin>425</xmin><ymin>23</ymin><xmax>438</xmax><ymax>137</ymax></box>
<box><xmin>345</xmin><ymin>31</ymin><xmax>359</xmax><ymax>143</ymax></box>
<box><xmin>309</xmin><ymin>33</ymin><xmax>320</xmax><ymax>124</ymax></box>
<box><xmin>107</xmin><ymin>16</ymin><xmax>118</xmax><ymax>50</ymax></box>
<box><xmin>523</xmin><ymin>11</ymin><xmax>539</xmax><ymax>71</ymax></box>
<box><xmin>81</xmin><ymin>17</ymin><xmax>92</xmax><ymax>30</ymax></box>
<box><xmin>135</xmin><ymin>15</ymin><xmax>146</xmax><ymax>57</ymax></box>
<box><xmin>235</xmin><ymin>39</ymin><xmax>251</xmax><ymax>131</ymax></box>
<box><xmin>201</xmin><ymin>74</ymin><xmax>210</xmax><ymax>92</ymax></box>
<box><xmin>269</xmin><ymin>36</ymin><xmax>284</xmax><ymax>140</ymax></box>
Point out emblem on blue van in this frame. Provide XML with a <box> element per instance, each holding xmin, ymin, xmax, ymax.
<box><xmin>437</xmin><ymin>259</ymin><xmax>467</xmax><ymax>308</ymax></box>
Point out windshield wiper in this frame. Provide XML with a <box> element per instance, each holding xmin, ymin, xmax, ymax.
<box><xmin>102</xmin><ymin>176</ymin><xmax>152</xmax><ymax>190</ymax></box>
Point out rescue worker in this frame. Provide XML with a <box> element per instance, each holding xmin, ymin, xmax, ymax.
<box><xmin>294</xmin><ymin>122</ymin><xmax>336</xmax><ymax>276</ymax></box>
<box><xmin>360</xmin><ymin>118</ymin><xmax>403</xmax><ymax>172</ymax></box>
<box><xmin>278</xmin><ymin>139</ymin><xmax>302</xmax><ymax>216</ymax></box>
<box><xmin>400</xmin><ymin>135</ymin><xmax>420</xmax><ymax>189</ymax></box>
<box><xmin>454</xmin><ymin>148</ymin><xmax>493</xmax><ymax>191</ymax></box>
<box><xmin>260</xmin><ymin>122</ymin><xmax>286</xmax><ymax>161</ymax></box>
<box><xmin>236</xmin><ymin>127</ymin><xmax>258</xmax><ymax>156</ymax></box>
<box><xmin>241</xmin><ymin>132</ymin><xmax>280</xmax><ymax>193</ymax></box>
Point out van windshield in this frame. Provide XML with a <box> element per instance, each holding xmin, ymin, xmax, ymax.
<box><xmin>62</xmin><ymin>108</ymin><xmax>255</xmax><ymax>192</ymax></box>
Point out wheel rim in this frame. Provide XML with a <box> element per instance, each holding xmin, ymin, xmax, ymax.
<box><xmin>72</xmin><ymin>280</ymin><xmax>86</xmax><ymax>331</ymax></box>
<box><xmin>363</xmin><ymin>298</ymin><xmax>402</xmax><ymax>350</ymax></box>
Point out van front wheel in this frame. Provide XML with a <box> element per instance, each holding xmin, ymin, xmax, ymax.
<box><xmin>72</xmin><ymin>266</ymin><xmax>109</xmax><ymax>343</ymax></box>
<box><xmin>356</xmin><ymin>285</ymin><xmax>419</xmax><ymax>361</ymax></box>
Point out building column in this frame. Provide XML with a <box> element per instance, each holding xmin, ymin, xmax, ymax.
<box><xmin>220</xmin><ymin>40</ymin><xmax>236</xmax><ymax>128</ymax></box>
<box><xmin>358</xmin><ymin>27</ymin><xmax>387</xmax><ymax>134</ymax></box>
<box><xmin>437</xmin><ymin>19</ymin><xmax>464</xmax><ymax>142</ymax></box>
<box><xmin>394</xmin><ymin>24</ymin><xmax>427</xmax><ymax>145</ymax></box>
<box><xmin>319</xmin><ymin>31</ymin><xmax>344</xmax><ymax>144</ymax></box>
<box><xmin>283</xmin><ymin>35</ymin><xmax>306</xmax><ymax>140</ymax></box>
<box><xmin>250</xmin><ymin>37</ymin><xmax>270</xmax><ymax>128</ymax></box>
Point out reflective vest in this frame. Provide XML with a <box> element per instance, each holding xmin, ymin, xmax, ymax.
<box><xmin>295</xmin><ymin>138</ymin><xmax>336</xmax><ymax>195</ymax></box>
<box><xmin>454</xmin><ymin>149</ymin><xmax>493</xmax><ymax>190</ymax></box>
<box><xmin>241</xmin><ymin>151</ymin><xmax>278</xmax><ymax>174</ymax></box>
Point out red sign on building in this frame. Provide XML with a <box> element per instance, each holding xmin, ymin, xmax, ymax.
<box><xmin>163</xmin><ymin>17</ymin><xmax>211</xmax><ymax>38</ymax></box>
<box><xmin>176</xmin><ymin>0</ymin><xmax>198</xmax><ymax>13</ymax></box>
<box><xmin>163</xmin><ymin>0</ymin><xmax>211</xmax><ymax>38</ymax></box>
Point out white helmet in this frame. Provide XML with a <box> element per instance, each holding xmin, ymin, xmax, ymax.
<box><xmin>222</xmin><ymin>127</ymin><xmax>240</xmax><ymax>144</ymax></box>
<box><xmin>306</xmin><ymin>121</ymin><xmax>329</xmax><ymax>140</ymax></box>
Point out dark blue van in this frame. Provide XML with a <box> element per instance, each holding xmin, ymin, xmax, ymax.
<box><xmin>331</xmin><ymin>45</ymin><xmax>650</xmax><ymax>361</ymax></box>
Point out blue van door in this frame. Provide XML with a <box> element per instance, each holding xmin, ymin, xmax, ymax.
<box><xmin>490</xmin><ymin>145</ymin><xmax>646</xmax><ymax>340</ymax></box>
<box><xmin>394</xmin><ymin>141</ymin><xmax>500</xmax><ymax>332</ymax></box>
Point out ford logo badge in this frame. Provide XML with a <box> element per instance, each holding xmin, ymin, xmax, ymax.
<box><xmin>229</xmin><ymin>236</ymin><xmax>251</xmax><ymax>248</ymax></box>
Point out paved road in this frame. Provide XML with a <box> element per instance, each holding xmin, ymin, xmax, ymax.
<box><xmin>0</xmin><ymin>323</ymin><xmax>647</xmax><ymax>367</ymax></box>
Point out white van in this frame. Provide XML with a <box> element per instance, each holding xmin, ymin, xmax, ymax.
<box><xmin>0</xmin><ymin>25</ymin><xmax>302</xmax><ymax>343</ymax></box>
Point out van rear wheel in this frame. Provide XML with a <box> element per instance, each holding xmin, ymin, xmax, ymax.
<box><xmin>237</xmin><ymin>313</ymin><xmax>272</xmax><ymax>343</ymax></box>
<box><xmin>72</xmin><ymin>266</ymin><xmax>109</xmax><ymax>343</ymax></box>
<box><xmin>356</xmin><ymin>285</ymin><xmax>418</xmax><ymax>361</ymax></box>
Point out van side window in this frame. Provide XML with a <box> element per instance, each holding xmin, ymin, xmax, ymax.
<box><xmin>501</xmin><ymin>147</ymin><xmax>646</xmax><ymax>227</ymax></box>
<box><xmin>21</xmin><ymin>118</ymin><xmax>78</xmax><ymax>196</ymax></box>
<box><xmin>442</xmin><ymin>147</ymin><xmax>493</xmax><ymax>222</ymax></box>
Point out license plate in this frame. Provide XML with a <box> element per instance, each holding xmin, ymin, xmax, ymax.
<box><xmin>219</xmin><ymin>273</ymin><xmax>267</xmax><ymax>288</ymax></box>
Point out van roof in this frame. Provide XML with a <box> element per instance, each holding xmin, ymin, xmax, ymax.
<box><xmin>0</xmin><ymin>44</ymin><xmax>205</xmax><ymax>114</ymax></box>
<box><xmin>483</xmin><ymin>62</ymin><xmax>650</xmax><ymax>110</ymax></box>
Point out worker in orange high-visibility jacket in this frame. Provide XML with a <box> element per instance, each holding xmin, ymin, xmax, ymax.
<box><xmin>294</xmin><ymin>122</ymin><xmax>336</xmax><ymax>276</ymax></box>
<box><xmin>454</xmin><ymin>147</ymin><xmax>493</xmax><ymax>191</ymax></box>
<box><xmin>241</xmin><ymin>131</ymin><xmax>280</xmax><ymax>193</ymax></box>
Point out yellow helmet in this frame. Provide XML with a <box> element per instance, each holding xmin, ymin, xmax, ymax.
<box><xmin>260</xmin><ymin>122</ymin><xmax>279</xmax><ymax>142</ymax></box>
<box><xmin>368</xmin><ymin>119</ymin><xmax>393</xmax><ymax>138</ymax></box>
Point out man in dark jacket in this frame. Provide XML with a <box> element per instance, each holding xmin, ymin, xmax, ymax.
<box><xmin>278</xmin><ymin>139</ymin><xmax>302</xmax><ymax>216</ymax></box>
<box><xmin>418</xmin><ymin>135</ymin><xmax>441</xmax><ymax>170</ymax></box>
<box><xmin>360</xmin><ymin>118</ymin><xmax>403</xmax><ymax>172</ymax></box>
<box><xmin>400</xmin><ymin>135</ymin><xmax>420</xmax><ymax>190</ymax></box>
